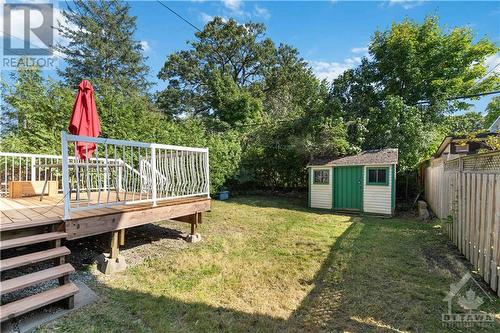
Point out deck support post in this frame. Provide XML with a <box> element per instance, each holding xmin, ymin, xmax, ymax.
<box><xmin>96</xmin><ymin>231</ymin><xmax>127</xmax><ymax>274</ymax></box>
<box><xmin>187</xmin><ymin>212</ymin><xmax>202</xmax><ymax>243</ymax></box>
<box><xmin>110</xmin><ymin>231</ymin><xmax>119</xmax><ymax>260</ymax></box>
<box><xmin>119</xmin><ymin>229</ymin><xmax>125</xmax><ymax>246</ymax></box>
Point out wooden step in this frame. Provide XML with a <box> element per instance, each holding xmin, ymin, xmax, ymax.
<box><xmin>0</xmin><ymin>232</ymin><xmax>67</xmax><ymax>250</ymax></box>
<box><xmin>0</xmin><ymin>247</ymin><xmax>71</xmax><ymax>272</ymax></box>
<box><xmin>0</xmin><ymin>218</ymin><xmax>63</xmax><ymax>232</ymax></box>
<box><xmin>0</xmin><ymin>282</ymin><xmax>79</xmax><ymax>322</ymax></box>
<box><xmin>0</xmin><ymin>263</ymin><xmax>74</xmax><ymax>294</ymax></box>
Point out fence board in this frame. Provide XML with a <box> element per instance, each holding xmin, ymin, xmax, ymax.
<box><xmin>425</xmin><ymin>151</ymin><xmax>500</xmax><ymax>297</ymax></box>
<box><xmin>478</xmin><ymin>174</ymin><xmax>487</xmax><ymax>275</ymax></box>
<box><xmin>492</xmin><ymin>175</ymin><xmax>499</xmax><ymax>294</ymax></box>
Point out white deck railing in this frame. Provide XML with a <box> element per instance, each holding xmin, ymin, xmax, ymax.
<box><xmin>0</xmin><ymin>152</ymin><xmax>68</xmax><ymax>196</ymax></box>
<box><xmin>0</xmin><ymin>152</ymin><xmax>123</xmax><ymax>196</ymax></box>
<box><xmin>61</xmin><ymin>132</ymin><xmax>209</xmax><ymax>219</ymax></box>
<box><xmin>0</xmin><ymin>133</ymin><xmax>210</xmax><ymax>219</ymax></box>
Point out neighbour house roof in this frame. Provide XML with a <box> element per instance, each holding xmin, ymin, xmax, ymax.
<box><xmin>308</xmin><ymin>148</ymin><xmax>398</xmax><ymax>167</ymax></box>
<box><xmin>434</xmin><ymin>132</ymin><xmax>497</xmax><ymax>158</ymax></box>
<box><xmin>488</xmin><ymin>116</ymin><xmax>500</xmax><ymax>133</ymax></box>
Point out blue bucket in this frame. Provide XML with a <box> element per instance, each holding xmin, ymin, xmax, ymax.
<box><xmin>217</xmin><ymin>191</ymin><xmax>229</xmax><ymax>200</ymax></box>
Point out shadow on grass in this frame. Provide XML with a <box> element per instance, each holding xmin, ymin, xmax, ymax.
<box><xmin>49</xmin><ymin>197</ymin><xmax>500</xmax><ymax>332</ymax></box>
<box><xmin>65</xmin><ymin>224</ymin><xmax>185</xmax><ymax>269</ymax></box>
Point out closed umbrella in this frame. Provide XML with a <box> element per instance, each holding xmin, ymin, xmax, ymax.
<box><xmin>68</xmin><ymin>80</ymin><xmax>101</xmax><ymax>159</ymax></box>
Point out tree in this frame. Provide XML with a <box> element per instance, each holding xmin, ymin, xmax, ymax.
<box><xmin>484</xmin><ymin>97</ymin><xmax>500</xmax><ymax>128</ymax></box>
<box><xmin>1</xmin><ymin>65</ymin><xmax>74</xmax><ymax>153</ymax></box>
<box><xmin>56</xmin><ymin>0</ymin><xmax>150</xmax><ymax>92</ymax></box>
<box><xmin>156</xmin><ymin>17</ymin><xmax>275</xmax><ymax>120</ymax></box>
<box><xmin>369</xmin><ymin>16</ymin><xmax>498</xmax><ymax>119</ymax></box>
<box><xmin>365</xmin><ymin>96</ymin><xmax>441</xmax><ymax>173</ymax></box>
<box><xmin>207</xmin><ymin>71</ymin><xmax>262</xmax><ymax>126</ymax></box>
<box><xmin>330</xmin><ymin>16</ymin><xmax>499</xmax><ymax>173</ymax></box>
<box><xmin>442</xmin><ymin>112</ymin><xmax>485</xmax><ymax>136</ymax></box>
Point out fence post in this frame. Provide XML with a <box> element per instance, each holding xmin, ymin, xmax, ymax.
<box><xmin>61</xmin><ymin>131</ymin><xmax>71</xmax><ymax>220</ymax></box>
<box><xmin>151</xmin><ymin>145</ymin><xmax>157</xmax><ymax>206</ymax></box>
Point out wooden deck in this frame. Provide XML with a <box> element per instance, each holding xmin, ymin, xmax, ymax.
<box><xmin>0</xmin><ymin>193</ymin><xmax>211</xmax><ymax>239</ymax></box>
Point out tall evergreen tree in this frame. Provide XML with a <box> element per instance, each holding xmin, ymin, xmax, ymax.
<box><xmin>56</xmin><ymin>0</ymin><xmax>150</xmax><ymax>92</ymax></box>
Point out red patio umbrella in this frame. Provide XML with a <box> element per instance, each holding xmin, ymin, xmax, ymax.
<box><xmin>68</xmin><ymin>80</ymin><xmax>101</xmax><ymax>159</ymax></box>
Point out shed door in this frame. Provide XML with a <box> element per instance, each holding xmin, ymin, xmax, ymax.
<box><xmin>333</xmin><ymin>166</ymin><xmax>363</xmax><ymax>211</ymax></box>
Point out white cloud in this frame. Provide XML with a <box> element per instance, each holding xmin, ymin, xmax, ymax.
<box><xmin>310</xmin><ymin>56</ymin><xmax>363</xmax><ymax>82</ymax></box>
<box><xmin>253</xmin><ymin>5</ymin><xmax>270</xmax><ymax>20</ymax></box>
<box><xmin>351</xmin><ymin>46</ymin><xmax>369</xmax><ymax>54</ymax></box>
<box><xmin>140</xmin><ymin>41</ymin><xmax>150</xmax><ymax>53</ymax></box>
<box><xmin>200</xmin><ymin>12</ymin><xmax>228</xmax><ymax>24</ymax></box>
<box><xmin>485</xmin><ymin>54</ymin><xmax>500</xmax><ymax>74</ymax></box>
<box><xmin>222</xmin><ymin>0</ymin><xmax>243</xmax><ymax>14</ymax></box>
<box><xmin>199</xmin><ymin>2</ymin><xmax>270</xmax><ymax>22</ymax></box>
<box><xmin>200</xmin><ymin>12</ymin><xmax>214</xmax><ymax>24</ymax></box>
<box><xmin>388</xmin><ymin>0</ymin><xmax>426</xmax><ymax>10</ymax></box>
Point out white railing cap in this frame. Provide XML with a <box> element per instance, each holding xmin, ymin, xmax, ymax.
<box><xmin>0</xmin><ymin>152</ymin><xmax>62</xmax><ymax>159</ymax></box>
<box><xmin>63</xmin><ymin>132</ymin><xmax>208</xmax><ymax>153</ymax></box>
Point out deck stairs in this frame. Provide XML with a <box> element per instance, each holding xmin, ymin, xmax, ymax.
<box><xmin>0</xmin><ymin>220</ymin><xmax>78</xmax><ymax>323</ymax></box>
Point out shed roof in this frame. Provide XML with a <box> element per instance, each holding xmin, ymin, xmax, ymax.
<box><xmin>308</xmin><ymin>148</ymin><xmax>398</xmax><ymax>167</ymax></box>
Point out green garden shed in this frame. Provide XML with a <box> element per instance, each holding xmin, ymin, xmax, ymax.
<box><xmin>307</xmin><ymin>149</ymin><xmax>398</xmax><ymax>215</ymax></box>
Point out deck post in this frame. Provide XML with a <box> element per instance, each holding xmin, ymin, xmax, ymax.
<box><xmin>119</xmin><ymin>229</ymin><xmax>125</xmax><ymax>246</ymax></box>
<box><xmin>61</xmin><ymin>131</ymin><xmax>71</xmax><ymax>220</ymax></box>
<box><xmin>110</xmin><ymin>231</ymin><xmax>119</xmax><ymax>260</ymax></box>
<box><xmin>30</xmin><ymin>156</ymin><xmax>36</xmax><ymax>182</ymax></box>
<box><xmin>190</xmin><ymin>220</ymin><xmax>197</xmax><ymax>235</ymax></box>
<box><xmin>151</xmin><ymin>145</ymin><xmax>157</xmax><ymax>206</ymax></box>
<box><xmin>96</xmin><ymin>230</ymin><xmax>127</xmax><ymax>274</ymax></box>
<box><xmin>205</xmin><ymin>149</ymin><xmax>210</xmax><ymax>198</ymax></box>
<box><xmin>187</xmin><ymin>212</ymin><xmax>202</xmax><ymax>243</ymax></box>
<box><xmin>118</xmin><ymin>160</ymin><xmax>123</xmax><ymax>192</ymax></box>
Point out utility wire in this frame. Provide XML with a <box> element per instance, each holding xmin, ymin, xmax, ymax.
<box><xmin>481</xmin><ymin>61</ymin><xmax>500</xmax><ymax>80</ymax></box>
<box><xmin>0</xmin><ymin>29</ymin><xmax>62</xmax><ymax>59</ymax></box>
<box><xmin>154</xmin><ymin>1</ymin><xmax>500</xmax><ymax>108</ymax></box>
<box><xmin>445</xmin><ymin>90</ymin><xmax>500</xmax><ymax>101</ymax></box>
<box><xmin>156</xmin><ymin>0</ymin><xmax>202</xmax><ymax>32</ymax></box>
<box><xmin>458</xmin><ymin>61</ymin><xmax>500</xmax><ymax>98</ymax></box>
<box><xmin>417</xmin><ymin>90</ymin><xmax>500</xmax><ymax>105</ymax></box>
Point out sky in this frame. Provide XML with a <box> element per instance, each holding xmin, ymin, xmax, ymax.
<box><xmin>1</xmin><ymin>0</ymin><xmax>499</xmax><ymax>115</ymax></box>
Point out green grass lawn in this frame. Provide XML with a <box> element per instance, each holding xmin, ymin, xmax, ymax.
<box><xmin>39</xmin><ymin>196</ymin><xmax>499</xmax><ymax>332</ymax></box>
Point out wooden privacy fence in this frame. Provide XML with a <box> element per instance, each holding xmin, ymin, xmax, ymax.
<box><xmin>425</xmin><ymin>151</ymin><xmax>500</xmax><ymax>296</ymax></box>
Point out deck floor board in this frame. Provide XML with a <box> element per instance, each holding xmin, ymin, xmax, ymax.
<box><xmin>0</xmin><ymin>192</ymin><xmax>210</xmax><ymax>233</ymax></box>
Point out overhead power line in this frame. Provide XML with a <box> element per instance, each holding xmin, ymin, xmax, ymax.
<box><xmin>155</xmin><ymin>0</ymin><xmax>499</xmax><ymax>108</ymax></box>
<box><xmin>482</xmin><ymin>62</ymin><xmax>500</xmax><ymax>78</ymax></box>
<box><xmin>463</xmin><ymin>61</ymin><xmax>500</xmax><ymax>95</ymax></box>
<box><xmin>445</xmin><ymin>90</ymin><xmax>500</xmax><ymax>101</ymax></box>
<box><xmin>417</xmin><ymin>90</ymin><xmax>500</xmax><ymax>105</ymax></box>
<box><xmin>156</xmin><ymin>1</ymin><xmax>202</xmax><ymax>32</ymax></box>
<box><xmin>0</xmin><ymin>29</ymin><xmax>62</xmax><ymax>59</ymax></box>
